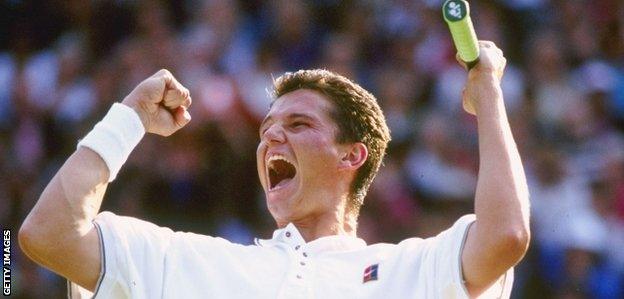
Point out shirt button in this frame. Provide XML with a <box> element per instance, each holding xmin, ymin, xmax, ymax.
<box><xmin>285</xmin><ymin>231</ymin><xmax>291</xmax><ymax>237</ymax></box>
<box><xmin>300</xmin><ymin>261</ymin><xmax>306</xmax><ymax>266</ymax></box>
<box><xmin>296</xmin><ymin>274</ymin><xmax>302</xmax><ymax>279</ymax></box>
<box><xmin>303</xmin><ymin>252</ymin><xmax>308</xmax><ymax>257</ymax></box>
<box><xmin>295</xmin><ymin>245</ymin><xmax>300</xmax><ymax>250</ymax></box>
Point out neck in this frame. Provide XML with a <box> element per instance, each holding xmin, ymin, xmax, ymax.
<box><xmin>277</xmin><ymin>203</ymin><xmax>358</xmax><ymax>242</ymax></box>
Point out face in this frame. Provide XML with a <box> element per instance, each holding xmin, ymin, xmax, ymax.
<box><xmin>257</xmin><ymin>89</ymin><xmax>351</xmax><ymax>225</ymax></box>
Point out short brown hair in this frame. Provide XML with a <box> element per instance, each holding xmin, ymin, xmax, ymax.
<box><xmin>272</xmin><ymin>69</ymin><xmax>391</xmax><ymax>213</ymax></box>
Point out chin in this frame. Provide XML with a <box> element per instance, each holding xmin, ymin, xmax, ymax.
<box><xmin>266</xmin><ymin>192</ymin><xmax>292</xmax><ymax>214</ymax></box>
<box><xmin>266</xmin><ymin>192</ymin><xmax>301</xmax><ymax>224</ymax></box>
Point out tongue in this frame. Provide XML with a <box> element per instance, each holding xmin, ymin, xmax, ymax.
<box><xmin>274</xmin><ymin>177</ymin><xmax>293</xmax><ymax>189</ymax></box>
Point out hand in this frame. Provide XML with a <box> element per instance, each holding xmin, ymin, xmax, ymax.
<box><xmin>122</xmin><ymin>69</ymin><xmax>192</xmax><ymax>136</ymax></box>
<box><xmin>457</xmin><ymin>41</ymin><xmax>507</xmax><ymax>115</ymax></box>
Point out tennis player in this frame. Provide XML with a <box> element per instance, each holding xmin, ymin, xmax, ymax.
<box><xmin>19</xmin><ymin>41</ymin><xmax>529</xmax><ymax>298</ymax></box>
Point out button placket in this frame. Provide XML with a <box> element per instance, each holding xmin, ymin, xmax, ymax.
<box><xmin>281</xmin><ymin>225</ymin><xmax>313</xmax><ymax>284</ymax></box>
<box><xmin>295</xmin><ymin>247</ymin><xmax>309</xmax><ymax>280</ymax></box>
<box><xmin>299</xmin><ymin>248</ymin><xmax>307</xmax><ymax>266</ymax></box>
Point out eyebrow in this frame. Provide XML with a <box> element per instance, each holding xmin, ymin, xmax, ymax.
<box><xmin>287</xmin><ymin>113</ymin><xmax>316</xmax><ymax>122</ymax></box>
<box><xmin>259</xmin><ymin>115</ymin><xmax>273</xmax><ymax>131</ymax></box>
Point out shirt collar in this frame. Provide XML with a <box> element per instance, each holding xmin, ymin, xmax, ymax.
<box><xmin>255</xmin><ymin>223</ymin><xmax>367</xmax><ymax>254</ymax></box>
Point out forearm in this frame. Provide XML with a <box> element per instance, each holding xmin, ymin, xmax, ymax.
<box><xmin>19</xmin><ymin>70</ymin><xmax>189</xmax><ymax>291</ymax></box>
<box><xmin>21</xmin><ymin>102</ymin><xmax>146</xmax><ymax>246</ymax></box>
<box><xmin>20</xmin><ymin>117</ymin><xmax>141</xmax><ymax>289</ymax></box>
<box><xmin>461</xmin><ymin>75</ymin><xmax>530</xmax><ymax>295</ymax></box>
<box><xmin>457</xmin><ymin>42</ymin><xmax>530</xmax><ymax>296</ymax></box>
<box><xmin>473</xmin><ymin>76</ymin><xmax>530</xmax><ymax>252</ymax></box>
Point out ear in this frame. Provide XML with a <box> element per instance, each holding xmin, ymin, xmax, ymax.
<box><xmin>339</xmin><ymin>142</ymin><xmax>368</xmax><ymax>171</ymax></box>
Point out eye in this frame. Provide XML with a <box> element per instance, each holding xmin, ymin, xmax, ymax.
<box><xmin>290</xmin><ymin>121</ymin><xmax>309</xmax><ymax>129</ymax></box>
<box><xmin>259</xmin><ymin>125</ymin><xmax>269</xmax><ymax>137</ymax></box>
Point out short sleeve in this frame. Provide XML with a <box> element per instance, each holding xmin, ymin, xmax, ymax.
<box><xmin>400</xmin><ymin>214</ymin><xmax>514</xmax><ymax>298</ymax></box>
<box><xmin>68</xmin><ymin>211</ymin><xmax>175</xmax><ymax>299</ymax></box>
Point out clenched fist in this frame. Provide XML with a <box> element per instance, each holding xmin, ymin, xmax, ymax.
<box><xmin>122</xmin><ymin>69</ymin><xmax>192</xmax><ymax>136</ymax></box>
<box><xmin>458</xmin><ymin>41</ymin><xmax>507</xmax><ymax>115</ymax></box>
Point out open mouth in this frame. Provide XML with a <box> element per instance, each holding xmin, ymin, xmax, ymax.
<box><xmin>267</xmin><ymin>154</ymin><xmax>297</xmax><ymax>191</ymax></box>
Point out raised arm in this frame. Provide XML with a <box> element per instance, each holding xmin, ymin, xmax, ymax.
<box><xmin>18</xmin><ymin>69</ymin><xmax>191</xmax><ymax>291</ymax></box>
<box><xmin>459</xmin><ymin>41</ymin><xmax>530</xmax><ymax>297</ymax></box>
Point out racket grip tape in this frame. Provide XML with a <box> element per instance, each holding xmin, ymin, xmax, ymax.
<box><xmin>443</xmin><ymin>0</ymin><xmax>479</xmax><ymax>69</ymax></box>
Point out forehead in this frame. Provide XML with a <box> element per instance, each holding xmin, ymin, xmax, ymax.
<box><xmin>267</xmin><ymin>89</ymin><xmax>335</xmax><ymax>120</ymax></box>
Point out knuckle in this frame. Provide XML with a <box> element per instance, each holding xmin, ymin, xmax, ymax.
<box><xmin>158</xmin><ymin>69</ymin><xmax>173</xmax><ymax>80</ymax></box>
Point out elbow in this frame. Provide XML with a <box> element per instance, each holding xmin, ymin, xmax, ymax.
<box><xmin>19</xmin><ymin>218</ymin><xmax>50</xmax><ymax>263</ymax></box>
<box><xmin>19</xmin><ymin>220</ymin><xmax>36</xmax><ymax>259</ymax></box>
<box><xmin>19</xmin><ymin>219</ymin><xmax>40</xmax><ymax>258</ymax></box>
<box><xmin>510</xmin><ymin>226</ymin><xmax>530</xmax><ymax>250</ymax></box>
<box><xmin>20</xmin><ymin>214</ymin><xmax>89</xmax><ymax>263</ymax></box>
<box><xmin>499</xmin><ymin>226</ymin><xmax>531</xmax><ymax>262</ymax></box>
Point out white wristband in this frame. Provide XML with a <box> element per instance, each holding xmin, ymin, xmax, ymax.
<box><xmin>78</xmin><ymin>103</ymin><xmax>145</xmax><ymax>182</ymax></box>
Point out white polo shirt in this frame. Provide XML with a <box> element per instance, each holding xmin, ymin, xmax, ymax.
<box><xmin>69</xmin><ymin>212</ymin><xmax>513</xmax><ymax>298</ymax></box>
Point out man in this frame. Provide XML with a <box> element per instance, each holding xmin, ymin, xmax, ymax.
<box><xmin>19</xmin><ymin>41</ymin><xmax>530</xmax><ymax>298</ymax></box>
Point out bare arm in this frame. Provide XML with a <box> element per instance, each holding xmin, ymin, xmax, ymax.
<box><xmin>459</xmin><ymin>42</ymin><xmax>530</xmax><ymax>297</ymax></box>
<box><xmin>19</xmin><ymin>148</ymin><xmax>109</xmax><ymax>290</ymax></box>
<box><xmin>18</xmin><ymin>69</ymin><xmax>191</xmax><ymax>291</ymax></box>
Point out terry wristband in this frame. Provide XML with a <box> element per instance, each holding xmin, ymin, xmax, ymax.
<box><xmin>78</xmin><ymin>103</ymin><xmax>145</xmax><ymax>182</ymax></box>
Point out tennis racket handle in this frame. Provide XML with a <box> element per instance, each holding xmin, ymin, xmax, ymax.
<box><xmin>443</xmin><ymin>0</ymin><xmax>479</xmax><ymax>69</ymax></box>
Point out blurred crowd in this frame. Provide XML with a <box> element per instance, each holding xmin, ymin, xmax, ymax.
<box><xmin>1</xmin><ymin>0</ymin><xmax>623</xmax><ymax>298</ymax></box>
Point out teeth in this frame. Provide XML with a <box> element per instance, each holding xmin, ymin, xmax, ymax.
<box><xmin>266</xmin><ymin>154</ymin><xmax>296</xmax><ymax>191</ymax></box>
<box><xmin>267</xmin><ymin>154</ymin><xmax>292</xmax><ymax>168</ymax></box>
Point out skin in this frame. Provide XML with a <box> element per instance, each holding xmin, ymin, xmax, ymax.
<box><xmin>256</xmin><ymin>89</ymin><xmax>367</xmax><ymax>240</ymax></box>
<box><xmin>18</xmin><ymin>69</ymin><xmax>192</xmax><ymax>291</ymax></box>
<box><xmin>459</xmin><ymin>41</ymin><xmax>530</xmax><ymax>297</ymax></box>
<box><xmin>19</xmin><ymin>41</ymin><xmax>529</xmax><ymax>298</ymax></box>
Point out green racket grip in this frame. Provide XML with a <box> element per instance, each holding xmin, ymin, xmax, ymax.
<box><xmin>443</xmin><ymin>0</ymin><xmax>479</xmax><ymax>69</ymax></box>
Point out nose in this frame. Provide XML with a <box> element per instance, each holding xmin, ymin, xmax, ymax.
<box><xmin>262</xmin><ymin>124</ymin><xmax>286</xmax><ymax>144</ymax></box>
